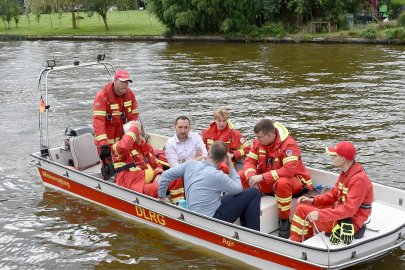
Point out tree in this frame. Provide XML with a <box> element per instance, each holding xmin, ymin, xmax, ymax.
<box><xmin>84</xmin><ymin>0</ymin><xmax>113</xmax><ymax>30</ymax></box>
<box><xmin>0</xmin><ymin>0</ymin><xmax>14</xmax><ymax>29</ymax></box>
<box><xmin>59</xmin><ymin>0</ymin><xmax>83</xmax><ymax>29</ymax></box>
<box><xmin>146</xmin><ymin>0</ymin><xmax>262</xmax><ymax>35</ymax></box>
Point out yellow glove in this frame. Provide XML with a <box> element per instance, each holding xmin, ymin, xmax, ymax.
<box><xmin>340</xmin><ymin>222</ymin><xmax>355</xmax><ymax>245</ymax></box>
<box><xmin>329</xmin><ymin>224</ymin><xmax>341</xmax><ymax>245</ymax></box>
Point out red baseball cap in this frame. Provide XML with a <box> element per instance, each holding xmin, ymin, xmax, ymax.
<box><xmin>326</xmin><ymin>141</ymin><xmax>356</xmax><ymax>160</ymax></box>
<box><xmin>114</xmin><ymin>70</ymin><xmax>132</xmax><ymax>82</ymax></box>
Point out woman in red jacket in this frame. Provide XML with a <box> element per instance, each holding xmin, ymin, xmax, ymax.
<box><xmin>202</xmin><ymin>108</ymin><xmax>250</xmax><ymax>174</ymax></box>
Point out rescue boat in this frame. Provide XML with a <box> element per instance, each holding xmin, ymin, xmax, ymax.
<box><xmin>30</xmin><ymin>57</ymin><xmax>405</xmax><ymax>270</ymax></box>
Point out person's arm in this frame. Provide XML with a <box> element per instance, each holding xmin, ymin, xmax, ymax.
<box><xmin>231</xmin><ymin>130</ymin><xmax>250</xmax><ymax>160</ymax></box>
<box><xmin>194</xmin><ymin>133</ymin><xmax>208</xmax><ymax>158</ymax></box>
<box><xmin>127</xmin><ymin>89</ymin><xmax>139</xmax><ymax>121</ymax></box>
<box><xmin>111</xmin><ymin>126</ymin><xmax>140</xmax><ymax>158</ymax></box>
<box><xmin>165</xmin><ymin>139</ymin><xmax>180</xmax><ymax>167</ymax></box>
<box><xmin>92</xmin><ymin>91</ymin><xmax>109</xmax><ymax>146</ymax></box>
<box><xmin>201</xmin><ymin>129</ymin><xmax>209</xmax><ymax>151</ymax></box>
<box><xmin>262</xmin><ymin>141</ymin><xmax>300</xmax><ymax>183</ymax></box>
<box><xmin>158</xmin><ymin>162</ymin><xmax>187</xmax><ymax>199</ymax></box>
<box><xmin>243</xmin><ymin>139</ymin><xmax>260</xmax><ymax>180</ymax></box>
<box><xmin>317</xmin><ymin>176</ymin><xmax>369</xmax><ymax>222</ymax></box>
<box><xmin>218</xmin><ymin>154</ymin><xmax>243</xmax><ymax>194</ymax></box>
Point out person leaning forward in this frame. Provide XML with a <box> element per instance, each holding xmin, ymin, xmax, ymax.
<box><xmin>239</xmin><ymin>119</ymin><xmax>313</xmax><ymax>238</ymax></box>
<box><xmin>290</xmin><ymin>141</ymin><xmax>374</xmax><ymax>244</ymax></box>
<box><xmin>158</xmin><ymin>141</ymin><xmax>261</xmax><ymax>231</ymax></box>
<box><xmin>112</xmin><ymin>121</ymin><xmax>185</xmax><ymax>203</ymax></box>
<box><xmin>92</xmin><ymin>70</ymin><xmax>139</xmax><ymax>179</ymax></box>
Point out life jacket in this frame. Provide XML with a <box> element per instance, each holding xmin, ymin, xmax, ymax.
<box><xmin>102</xmin><ymin>82</ymin><xmax>135</xmax><ymax>125</ymax></box>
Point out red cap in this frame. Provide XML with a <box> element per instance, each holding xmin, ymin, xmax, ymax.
<box><xmin>114</xmin><ymin>70</ymin><xmax>132</xmax><ymax>82</ymax></box>
<box><xmin>326</xmin><ymin>141</ymin><xmax>356</xmax><ymax>160</ymax></box>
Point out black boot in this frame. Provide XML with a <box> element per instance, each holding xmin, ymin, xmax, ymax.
<box><xmin>279</xmin><ymin>218</ymin><xmax>291</xmax><ymax>239</ymax></box>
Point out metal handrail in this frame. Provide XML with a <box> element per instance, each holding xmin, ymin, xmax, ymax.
<box><xmin>37</xmin><ymin>59</ymin><xmax>116</xmax><ymax>158</ymax></box>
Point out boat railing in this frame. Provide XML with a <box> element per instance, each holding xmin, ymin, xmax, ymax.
<box><xmin>37</xmin><ymin>54</ymin><xmax>115</xmax><ymax>161</ymax></box>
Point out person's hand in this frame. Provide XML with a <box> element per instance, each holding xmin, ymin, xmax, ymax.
<box><xmin>229</xmin><ymin>152</ymin><xmax>235</xmax><ymax>159</ymax></box>
<box><xmin>159</xmin><ymin>197</ymin><xmax>171</xmax><ymax>203</ymax></box>
<box><xmin>223</xmin><ymin>153</ymin><xmax>232</xmax><ymax>167</ymax></box>
<box><xmin>248</xmin><ymin>174</ymin><xmax>264</xmax><ymax>187</ymax></box>
<box><xmin>99</xmin><ymin>145</ymin><xmax>111</xmax><ymax>160</ymax></box>
<box><xmin>297</xmin><ymin>196</ymin><xmax>314</xmax><ymax>205</ymax></box>
<box><xmin>307</xmin><ymin>210</ymin><xmax>319</xmax><ymax>222</ymax></box>
<box><xmin>196</xmin><ymin>148</ymin><xmax>202</xmax><ymax>157</ymax></box>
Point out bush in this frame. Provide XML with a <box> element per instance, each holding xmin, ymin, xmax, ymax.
<box><xmin>361</xmin><ymin>25</ymin><xmax>378</xmax><ymax>39</ymax></box>
<box><xmin>258</xmin><ymin>22</ymin><xmax>287</xmax><ymax>38</ymax></box>
<box><xmin>384</xmin><ymin>27</ymin><xmax>405</xmax><ymax>40</ymax></box>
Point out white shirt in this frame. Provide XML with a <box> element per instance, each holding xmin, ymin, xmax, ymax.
<box><xmin>165</xmin><ymin>132</ymin><xmax>208</xmax><ymax>167</ymax></box>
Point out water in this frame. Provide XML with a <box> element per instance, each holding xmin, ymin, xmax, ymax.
<box><xmin>0</xmin><ymin>40</ymin><xmax>404</xmax><ymax>269</ymax></box>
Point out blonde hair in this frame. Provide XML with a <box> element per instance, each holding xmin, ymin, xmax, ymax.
<box><xmin>214</xmin><ymin>108</ymin><xmax>229</xmax><ymax>120</ymax></box>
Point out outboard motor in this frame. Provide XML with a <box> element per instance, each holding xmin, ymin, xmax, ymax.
<box><xmin>64</xmin><ymin>125</ymin><xmax>94</xmax><ymax>151</ymax></box>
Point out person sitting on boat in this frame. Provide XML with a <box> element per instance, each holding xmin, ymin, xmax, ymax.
<box><xmin>165</xmin><ymin>115</ymin><xmax>207</xmax><ymax>167</ymax></box>
<box><xmin>201</xmin><ymin>108</ymin><xmax>250</xmax><ymax>174</ymax></box>
<box><xmin>290</xmin><ymin>141</ymin><xmax>374</xmax><ymax>244</ymax></box>
<box><xmin>158</xmin><ymin>141</ymin><xmax>261</xmax><ymax>231</ymax></box>
<box><xmin>112</xmin><ymin>121</ymin><xmax>185</xmax><ymax>203</ymax></box>
<box><xmin>241</xmin><ymin>119</ymin><xmax>313</xmax><ymax>239</ymax></box>
<box><xmin>92</xmin><ymin>70</ymin><xmax>139</xmax><ymax>180</ymax></box>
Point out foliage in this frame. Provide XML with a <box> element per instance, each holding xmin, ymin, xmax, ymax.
<box><xmin>146</xmin><ymin>0</ymin><xmax>367</xmax><ymax>35</ymax></box>
<box><xmin>258</xmin><ymin>21</ymin><xmax>286</xmax><ymax>38</ymax></box>
<box><xmin>384</xmin><ymin>26</ymin><xmax>405</xmax><ymax>40</ymax></box>
<box><xmin>0</xmin><ymin>0</ymin><xmax>20</xmax><ymax>29</ymax></box>
<box><xmin>391</xmin><ymin>0</ymin><xmax>405</xmax><ymax>17</ymax></box>
<box><xmin>361</xmin><ymin>24</ymin><xmax>377</xmax><ymax>39</ymax></box>
<box><xmin>398</xmin><ymin>11</ymin><xmax>405</xmax><ymax>26</ymax></box>
<box><xmin>83</xmin><ymin>0</ymin><xmax>114</xmax><ymax>30</ymax></box>
<box><xmin>146</xmin><ymin>0</ymin><xmax>262</xmax><ymax>35</ymax></box>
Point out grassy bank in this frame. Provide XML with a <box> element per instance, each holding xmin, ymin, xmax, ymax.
<box><xmin>0</xmin><ymin>10</ymin><xmax>165</xmax><ymax>36</ymax></box>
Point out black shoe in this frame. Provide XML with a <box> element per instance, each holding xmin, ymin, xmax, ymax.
<box><xmin>279</xmin><ymin>218</ymin><xmax>291</xmax><ymax>239</ymax></box>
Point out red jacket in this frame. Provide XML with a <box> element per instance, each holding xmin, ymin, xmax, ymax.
<box><xmin>242</xmin><ymin>122</ymin><xmax>313</xmax><ymax>192</ymax></box>
<box><xmin>315</xmin><ymin>162</ymin><xmax>374</xmax><ymax>230</ymax></box>
<box><xmin>112</xmin><ymin>126</ymin><xmax>163</xmax><ymax>193</ymax></box>
<box><xmin>202</xmin><ymin>121</ymin><xmax>250</xmax><ymax>160</ymax></box>
<box><xmin>93</xmin><ymin>82</ymin><xmax>138</xmax><ymax>147</ymax></box>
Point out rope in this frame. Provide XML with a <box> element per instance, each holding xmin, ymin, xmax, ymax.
<box><xmin>303</xmin><ymin>214</ymin><xmax>331</xmax><ymax>269</ymax></box>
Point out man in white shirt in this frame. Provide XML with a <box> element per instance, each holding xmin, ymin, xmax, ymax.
<box><xmin>165</xmin><ymin>116</ymin><xmax>207</xmax><ymax>167</ymax></box>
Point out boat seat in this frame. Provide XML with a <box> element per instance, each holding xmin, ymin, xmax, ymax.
<box><xmin>70</xmin><ymin>133</ymin><xmax>101</xmax><ymax>171</ymax></box>
<box><xmin>260</xmin><ymin>196</ymin><xmax>279</xmax><ymax>233</ymax></box>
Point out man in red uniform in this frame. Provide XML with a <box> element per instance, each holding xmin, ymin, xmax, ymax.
<box><xmin>290</xmin><ymin>141</ymin><xmax>373</xmax><ymax>244</ymax></box>
<box><xmin>202</xmin><ymin>108</ymin><xmax>250</xmax><ymax>173</ymax></box>
<box><xmin>92</xmin><ymin>70</ymin><xmax>139</xmax><ymax>179</ymax></box>
<box><xmin>112</xmin><ymin>121</ymin><xmax>184</xmax><ymax>203</ymax></box>
<box><xmin>241</xmin><ymin>119</ymin><xmax>313</xmax><ymax>238</ymax></box>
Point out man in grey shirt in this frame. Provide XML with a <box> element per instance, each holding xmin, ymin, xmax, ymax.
<box><xmin>158</xmin><ymin>141</ymin><xmax>261</xmax><ymax>231</ymax></box>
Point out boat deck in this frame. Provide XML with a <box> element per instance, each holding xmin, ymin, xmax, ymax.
<box><xmin>303</xmin><ymin>200</ymin><xmax>405</xmax><ymax>248</ymax></box>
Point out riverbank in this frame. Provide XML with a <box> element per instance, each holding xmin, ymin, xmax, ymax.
<box><xmin>1</xmin><ymin>10</ymin><xmax>404</xmax><ymax>45</ymax></box>
<box><xmin>1</xmin><ymin>33</ymin><xmax>404</xmax><ymax>45</ymax></box>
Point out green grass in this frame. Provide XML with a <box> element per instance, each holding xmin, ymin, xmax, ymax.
<box><xmin>0</xmin><ymin>10</ymin><xmax>166</xmax><ymax>36</ymax></box>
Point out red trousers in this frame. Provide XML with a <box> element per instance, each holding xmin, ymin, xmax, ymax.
<box><xmin>116</xmin><ymin>170</ymin><xmax>184</xmax><ymax>203</ymax></box>
<box><xmin>239</xmin><ymin>172</ymin><xmax>303</xmax><ymax>219</ymax></box>
<box><xmin>290</xmin><ymin>204</ymin><xmax>335</xmax><ymax>242</ymax></box>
